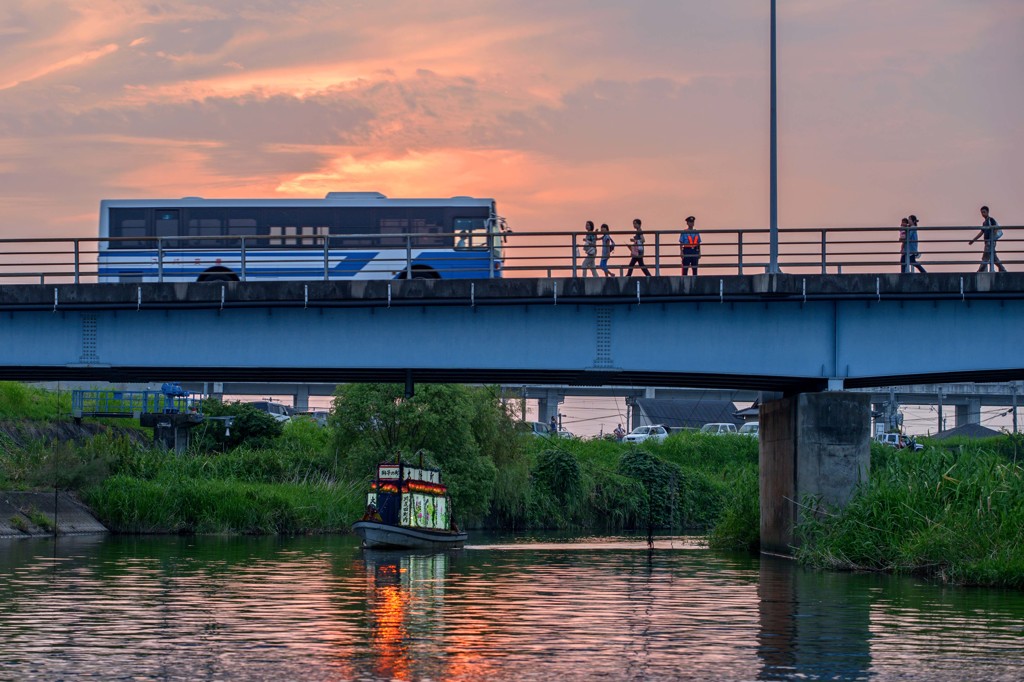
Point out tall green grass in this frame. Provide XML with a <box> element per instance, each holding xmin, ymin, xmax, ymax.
<box><xmin>795</xmin><ymin>442</ymin><xmax>1024</xmax><ymax>587</ymax></box>
<box><xmin>508</xmin><ymin>432</ymin><xmax>759</xmax><ymax>532</ymax></box>
<box><xmin>0</xmin><ymin>382</ymin><xmax>71</xmax><ymax>420</ymax></box>
<box><xmin>86</xmin><ymin>475</ymin><xmax>363</xmax><ymax>534</ymax></box>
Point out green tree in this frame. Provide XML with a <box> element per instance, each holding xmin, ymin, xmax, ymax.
<box><xmin>192</xmin><ymin>400</ymin><xmax>283</xmax><ymax>451</ymax></box>
<box><xmin>618</xmin><ymin>448</ymin><xmax>682</xmax><ymax>530</ymax></box>
<box><xmin>331</xmin><ymin>383</ymin><xmax>502</xmax><ymax>522</ymax></box>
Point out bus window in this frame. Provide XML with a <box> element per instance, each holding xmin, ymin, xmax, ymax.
<box><xmin>331</xmin><ymin>208</ymin><xmax>375</xmax><ymax>247</ymax></box>
<box><xmin>411</xmin><ymin>208</ymin><xmax>446</xmax><ymax>247</ymax></box>
<box><xmin>227</xmin><ymin>217</ymin><xmax>258</xmax><ymax>248</ymax></box>
<box><xmin>185</xmin><ymin>210</ymin><xmax>223</xmax><ymax>248</ymax></box>
<box><xmin>156</xmin><ymin>210</ymin><xmax>180</xmax><ymax>241</ymax></box>
<box><xmin>265</xmin><ymin>208</ymin><xmax>333</xmax><ymax>248</ymax></box>
<box><xmin>378</xmin><ymin>208</ymin><xmax>409</xmax><ymax>247</ymax></box>
<box><xmin>108</xmin><ymin>208</ymin><xmax>150</xmax><ymax>249</ymax></box>
<box><xmin>453</xmin><ymin>217</ymin><xmax>488</xmax><ymax>250</ymax></box>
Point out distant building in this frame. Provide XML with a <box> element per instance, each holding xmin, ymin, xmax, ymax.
<box><xmin>631</xmin><ymin>398</ymin><xmax>743</xmax><ymax>430</ymax></box>
<box><xmin>931</xmin><ymin>423</ymin><xmax>1002</xmax><ymax>440</ymax></box>
<box><xmin>732</xmin><ymin>399</ymin><xmax>760</xmax><ymax>422</ymax></box>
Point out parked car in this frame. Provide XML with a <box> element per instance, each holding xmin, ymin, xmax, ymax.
<box><xmin>700</xmin><ymin>422</ymin><xmax>738</xmax><ymax>435</ymax></box>
<box><xmin>876</xmin><ymin>432</ymin><xmax>901</xmax><ymax>447</ymax></box>
<box><xmin>623</xmin><ymin>424</ymin><xmax>669</xmax><ymax>443</ymax></box>
<box><xmin>250</xmin><ymin>400</ymin><xmax>292</xmax><ymax>423</ymax></box>
<box><xmin>526</xmin><ymin>421</ymin><xmax>554</xmax><ymax>437</ymax></box>
<box><xmin>876</xmin><ymin>432</ymin><xmax>923</xmax><ymax>451</ymax></box>
<box><xmin>738</xmin><ymin>422</ymin><xmax>759</xmax><ymax>437</ymax></box>
<box><xmin>292</xmin><ymin>410</ymin><xmax>329</xmax><ymax>427</ymax></box>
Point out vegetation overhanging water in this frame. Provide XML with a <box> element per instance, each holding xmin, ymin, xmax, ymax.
<box><xmin>1</xmin><ymin>381</ymin><xmax>1022</xmax><ymax>588</ymax></box>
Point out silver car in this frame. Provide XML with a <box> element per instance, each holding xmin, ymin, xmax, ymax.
<box><xmin>623</xmin><ymin>424</ymin><xmax>669</xmax><ymax>443</ymax></box>
<box><xmin>738</xmin><ymin>422</ymin><xmax>759</xmax><ymax>437</ymax></box>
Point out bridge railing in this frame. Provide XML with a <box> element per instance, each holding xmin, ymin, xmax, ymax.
<box><xmin>71</xmin><ymin>389</ymin><xmax>203</xmax><ymax>419</ymax></box>
<box><xmin>0</xmin><ymin>225</ymin><xmax>1018</xmax><ymax>284</ymax></box>
<box><xmin>505</xmin><ymin>225</ymin><xmax>1019</xmax><ymax>277</ymax></box>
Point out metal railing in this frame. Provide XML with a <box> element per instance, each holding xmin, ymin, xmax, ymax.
<box><xmin>71</xmin><ymin>389</ymin><xmax>203</xmax><ymax>419</ymax></box>
<box><xmin>0</xmin><ymin>225</ymin><xmax>1018</xmax><ymax>284</ymax></box>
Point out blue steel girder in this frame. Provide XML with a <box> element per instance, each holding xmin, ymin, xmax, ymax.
<box><xmin>1</xmin><ymin>274</ymin><xmax>1022</xmax><ymax>391</ymax></box>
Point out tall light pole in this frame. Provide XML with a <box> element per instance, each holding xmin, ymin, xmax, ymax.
<box><xmin>769</xmin><ymin>0</ymin><xmax>780</xmax><ymax>273</ymax></box>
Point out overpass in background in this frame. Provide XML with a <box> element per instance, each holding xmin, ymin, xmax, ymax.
<box><xmin>31</xmin><ymin>380</ymin><xmax>1021</xmax><ymax>434</ymax></box>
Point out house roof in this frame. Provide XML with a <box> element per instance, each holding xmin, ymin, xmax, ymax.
<box><xmin>930</xmin><ymin>423</ymin><xmax>1002</xmax><ymax>440</ymax></box>
<box><xmin>733</xmin><ymin>399</ymin><xmax>760</xmax><ymax>419</ymax></box>
<box><xmin>634</xmin><ymin>398</ymin><xmax>743</xmax><ymax>429</ymax></box>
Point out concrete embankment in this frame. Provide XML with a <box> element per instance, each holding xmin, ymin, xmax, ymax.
<box><xmin>0</xmin><ymin>491</ymin><xmax>107</xmax><ymax>537</ymax></box>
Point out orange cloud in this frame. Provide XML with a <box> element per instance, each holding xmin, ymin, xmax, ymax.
<box><xmin>0</xmin><ymin>43</ymin><xmax>118</xmax><ymax>91</ymax></box>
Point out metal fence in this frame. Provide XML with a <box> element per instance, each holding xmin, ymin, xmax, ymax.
<box><xmin>0</xmin><ymin>225</ymin><xmax>1018</xmax><ymax>284</ymax></box>
<box><xmin>71</xmin><ymin>389</ymin><xmax>203</xmax><ymax>419</ymax></box>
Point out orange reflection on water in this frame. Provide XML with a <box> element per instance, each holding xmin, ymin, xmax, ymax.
<box><xmin>370</xmin><ymin>578</ymin><xmax>413</xmax><ymax>681</ymax></box>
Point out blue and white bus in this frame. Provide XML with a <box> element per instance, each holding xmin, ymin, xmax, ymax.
<box><xmin>97</xmin><ymin>192</ymin><xmax>505</xmax><ymax>283</ymax></box>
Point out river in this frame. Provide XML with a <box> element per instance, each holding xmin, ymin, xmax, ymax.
<box><xmin>1</xmin><ymin>533</ymin><xmax>1022</xmax><ymax>681</ymax></box>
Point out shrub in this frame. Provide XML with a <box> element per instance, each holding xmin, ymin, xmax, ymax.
<box><xmin>618</xmin><ymin>448</ymin><xmax>684</xmax><ymax>530</ymax></box>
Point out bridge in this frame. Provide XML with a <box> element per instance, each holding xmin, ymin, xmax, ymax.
<box><xmin>3</xmin><ymin>271</ymin><xmax>1022</xmax><ymax>553</ymax></box>
<box><xmin>1</xmin><ymin>273</ymin><xmax>1021</xmax><ymax>386</ymax></box>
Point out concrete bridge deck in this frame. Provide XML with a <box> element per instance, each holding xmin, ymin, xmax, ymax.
<box><xmin>2</xmin><ymin>272</ymin><xmax>1022</xmax><ymax>392</ymax></box>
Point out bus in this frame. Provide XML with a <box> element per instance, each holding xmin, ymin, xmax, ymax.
<box><xmin>97</xmin><ymin>192</ymin><xmax>505</xmax><ymax>283</ymax></box>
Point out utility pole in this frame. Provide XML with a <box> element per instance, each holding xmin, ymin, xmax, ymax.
<box><xmin>937</xmin><ymin>390</ymin><xmax>943</xmax><ymax>435</ymax></box>
<box><xmin>769</xmin><ymin>0</ymin><xmax>779</xmax><ymax>273</ymax></box>
<box><xmin>1013</xmin><ymin>385</ymin><xmax>1019</xmax><ymax>433</ymax></box>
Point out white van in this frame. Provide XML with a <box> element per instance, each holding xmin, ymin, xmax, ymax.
<box><xmin>250</xmin><ymin>400</ymin><xmax>292</xmax><ymax>423</ymax></box>
<box><xmin>700</xmin><ymin>423</ymin><xmax>738</xmax><ymax>435</ymax></box>
<box><xmin>738</xmin><ymin>422</ymin><xmax>759</xmax><ymax>437</ymax></box>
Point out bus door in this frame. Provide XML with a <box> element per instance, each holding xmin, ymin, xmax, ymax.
<box><xmin>155</xmin><ymin>209</ymin><xmax>181</xmax><ymax>272</ymax></box>
<box><xmin>488</xmin><ymin>215</ymin><xmax>506</xmax><ymax>272</ymax></box>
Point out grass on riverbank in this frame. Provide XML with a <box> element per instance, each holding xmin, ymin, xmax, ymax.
<box><xmin>795</xmin><ymin>437</ymin><xmax>1024</xmax><ymax>587</ymax></box>
<box><xmin>87</xmin><ymin>475</ymin><xmax>362</xmax><ymax>534</ymax></box>
<box><xmin>499</xmin><ymin>432</ymin><xmax>759</xmax><ymax>536</ymax></box>
<box><xmin>80</xmin><ymin>421</ymin><xmax>363</xmax><ymax>534</ymax></box>
<box><xmin>0</xmin><ymin>382</ymin><xmax>69</xmax><ymax>421</ymax></box>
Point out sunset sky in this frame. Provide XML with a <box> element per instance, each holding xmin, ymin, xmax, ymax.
<box><xmin>1</xmin><ymin>0</ymin><xmax>1021</xmax><ymax>240</ymax></box>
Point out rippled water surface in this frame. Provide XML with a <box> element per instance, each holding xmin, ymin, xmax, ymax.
<box><xmin>2</xmin><ymin>533</ymin><xmax>1023</xmax><ymax>680</ymax></box>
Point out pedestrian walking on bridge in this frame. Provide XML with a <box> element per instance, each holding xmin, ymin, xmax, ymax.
<box><xmin>599</xmin><ymin>223</ymin><xmax>615</xmax><ymax>277</ymax></box>
<box><xmin>970</xmin><ymin>205</ymin><xmax>1006</xmax><ymax>272</ymax></box>
<box><xmin>581</xmin><ymin>221</ymin><xmax>598</xmax><ymax>277</ymax></box>
<box><xmin>626</xmin><ymin>218</ymin><xmax>652</xmax><ymax>277</ymax></box>
<box><xmin>900</xmin><ymin>215</ymin><xmax>926</xmax><ymax>273</ymax></box>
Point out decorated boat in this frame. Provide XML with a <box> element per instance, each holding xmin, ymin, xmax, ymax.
<box><xmin>352</xmin><ymin>460</ymin><xmax>468</xmax><ymax>550</ymax></box>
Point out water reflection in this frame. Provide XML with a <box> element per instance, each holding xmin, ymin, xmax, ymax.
<box><xmin>758</xmin><ymin>557</ymin><xmax>872</xmax><ymax>680</ymax></box>
<box><xmin>0</xmin><ymin>534</ymin><xmax>1022</xmax><ymax>680</ymax></box>
<box><xmin>358</xmin><ymin>551</ymin><xmax>451</xmax><ymax>680</ymax></box>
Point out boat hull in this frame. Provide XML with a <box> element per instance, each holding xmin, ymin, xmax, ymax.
<box><xmin>352</xmin><ymin>521</ymin><xmax>467</xmax><ymax>550</ymax></box>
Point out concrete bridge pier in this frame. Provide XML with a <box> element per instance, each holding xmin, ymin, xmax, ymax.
<box><xmin>955</xmin><ymin>400</ymin><xmax>982</xmax><ymax>427</ymax></box>
<box><xmin>759</xmin><ymin>392</ymin><xmax>871</xmax><ymax>555</ymax></box>
<box><xmin>536</xmin><ymin>390</ymin><xmax>565</xmax><ymax>429</ymax></box>
<box><xmin>293</xmin><ymin>384</ymin><xmax>310</xmax><ymax>412</ymax></box>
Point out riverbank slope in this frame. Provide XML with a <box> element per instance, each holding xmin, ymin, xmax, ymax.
<box><xmin>0</xmin><ymin>491</ymin><xmax>107</xmax><ymax>536</ymax></box>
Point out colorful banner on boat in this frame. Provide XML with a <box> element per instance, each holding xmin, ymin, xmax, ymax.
<box><xmin>399</xmin><ymin>493</ymin><xmax>448</xmax><ymax>530</ymax></box>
